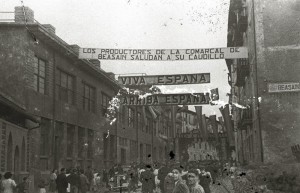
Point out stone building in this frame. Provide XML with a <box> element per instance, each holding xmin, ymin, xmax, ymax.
<box><xmin>227</xmin><ymin>0</ymin><xmax>300</xmax><ymax>171</ymax></box>
<box><xmin>0</xmin><ymin>6</ymin><xmax>122</xmax><ymax>187</ymax></box>
<box><xmin>0</xmin><ymin>7</ymin><xmax>181</xmax><ymax>185</ymax></box>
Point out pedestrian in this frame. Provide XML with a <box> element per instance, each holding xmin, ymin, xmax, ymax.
<box><xmin>16</xmin><ymin>177</ymin><xmax>28</xmax><ymax>193</ymax></box>
<box><xmin>79</xmin><ymin>169</ymin><xmax>89</xmax><ymax>193</ymax></box>
<box><xmin>164</xmin><ymin>172</ymin><xmax>174</xmax><ymax>193</ymax></box>
<box><xmin>171</xmin><ymin>167</ymin><xmax>190</xmax><ymax>193</ymax></box>
<box><xmin>102</xmin><ymin>169</ymin><xmax>109</xmax><ymax>188</ymax></box>
<box><xmin>56</xmin><ymin>168</ymin><xmax>68</xmax><ymax>193</ymax></box>
<box><xmin>38</xmin><ymin>179</ymin><xmax>48</xmax><ymax>193</ymax></box>
<box><xmin>140</xmin><ymin>165</ymin><xmax>155</xmax><ymax>193</ymax></box>
<box><xmin>67</xmin><ymin>168</ymin><xmax>80</xmax><ymax>193</ymax></box>
<box><xmin>49</xmin><ymin>169</ymin><xmax>58</xmax><ymax>193</ymax></box>
<box><xmin>199</xmin><ymin>167</ymin><xmax>212</xmax><ymax>193</ymax></box>
<box><xmin>187</xmin><ymin>170</ymin><xmax>205</xmax><ymax>193</ymax></box>
<box><xmin>2</xmin><ymin>172</ymin><xmax>17</xmax><ymax>193</ymax></box>
<box><xmin>85</xmin><ymin>166</ymin><xmax>94</xmax><ymax>191</ymax></box>
<box><xmin>158</xmin><ymin>163</ymin><xmax>171</xmax><ymax>193</ymax></box>
<box><xmin>128</xmin><ymin>167</ymin><xmax>138</xmax><ymax>193</ymax></box>
<box><xmin>94</xmin><ymin>173</ymin><xmax>103</xmax><ymax>193</ymax></box>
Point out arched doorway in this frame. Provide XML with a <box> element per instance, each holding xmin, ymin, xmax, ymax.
<box><xmin>21</xmin><ymin>137</ymin><xmax>26</xmax><ymax>171</ymax></box>
<box><xmin>14</xmin><ymin>146</ymin><xmax>20</xmax><ymax>173</ymax></box>
<box><xmin>6</xmin><ymin>132</ymin><xmax>13</xmax><ymax>171</ymax></box>
<box><xmin>14</xmin><ymin>146</ymin><xmax>20</xmax><ymax>183</ymax></box>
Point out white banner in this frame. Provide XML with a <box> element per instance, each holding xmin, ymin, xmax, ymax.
<box><xmin>78</xmin><ymin>47</ymin><xmax>248</xmax><ymax>60</ymax></box>
<box><xmin>118</xmin><ymin>73</ymin><xmax>210</xmax><ymax>86</ymax></box>
<box><xmin>268</xmin><ymin>82</ymin><xmax>300</xmax><ymax>93</ymax></box>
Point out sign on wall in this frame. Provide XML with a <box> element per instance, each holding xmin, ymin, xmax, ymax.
<box><xmin>79</xmin><ymin>47</ymin><xmax>248</xmax><ymax>60</ymax></box>
<box><xmin>121</xmin><ymin>93</ymin><xmax>210</xmax><ymax>106</ymax></box>
<box><xmin>118</xmin><ymin>73</ymin><xmax>210</xmax><ymax>86</ymax></box>
<box><xmin>268</xmin><ymin>82</ymin><xmax>300</xmax><ymax>93</ymax></box>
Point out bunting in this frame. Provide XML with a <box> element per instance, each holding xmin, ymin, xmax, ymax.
<box><xmin>201</xmin><ymin>114</ymin><xmax>208</xmax><ymax>140</ymax></box>
<box><xmin>209</xmin><ymin>115</ymin><xmax>219</xmax><ymax>144</ymax></box>
<box><xmin>195</xmin><ymin>106</ymin><xmax>203</xmax><ymax>134</ymax></box>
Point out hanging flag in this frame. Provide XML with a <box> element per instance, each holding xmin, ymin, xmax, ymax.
<box><xmin>195</xmin><ymin>106</ymin><xmax>203</xmax><ymax>132</ymax></box>
<box><xmin>220</xmin><ymin>104</ymin><xmax>234</xmax><ymax>147</ymax></box>
<box><xmin>148</xmin><ymin>106</ymin><xmax>158</xmax><ymax>119</ymax></box>
<box><xmin>210</xmin><ymin>88</ymin><xmax>219</xmax><ymax>101</ymax></box>
<box><xmin>201</xmin><ymin>114</ymin><xmax>208</xmax><ymax>140</ymax></box>
<box><xmin>142</xmin><ymin>106</ymin><xmax>147</xmax><ymax>131</ymax></box>
<box><xmin>218</xmin><ymin>116</ymin><xmax>226</xmax><ymax>132</ymax></box>
<box><xmin>209</xmin><ymin>115</ymin><xmax>219</xmax><ymax>144</ymax></box>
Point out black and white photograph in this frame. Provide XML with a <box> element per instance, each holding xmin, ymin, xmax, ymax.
<box><xmin>1</xmin><ymin>0</ymin><xmax>300</xmax><ymax>192</ymax></box>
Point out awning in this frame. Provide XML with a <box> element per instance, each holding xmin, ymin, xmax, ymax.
<box><xmin>0</xmin><ymin>92</ymin><xmax>39</xmax><ymax>123</ymax></box>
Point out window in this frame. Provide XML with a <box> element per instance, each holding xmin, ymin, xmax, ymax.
<box><xmin>121</xmin><ymin>106</ymin><xmax>126</xmax><ymax>125</ymax></box>
<box><xmin>87</xmin><ymin>129</ymin><xmax>94</xmax><ymax>159</ymax></box>
<box><xmin>82</xmin><ymin>82</ymin><xmax>96</xmax><ymax>113</ymax></box>
<box><xmin>137</xmin><ymin>112</ymin><xmax>142</xmax><ymax>131</ymax></box>
<box><xmin>130</xmin><ymin>140</ymin><xmax>137</xmax><ymax>161</ymax></box>
<box><xmin>119</xmin><ymin>137</ymin><xmax>128</xmax><ymax>146</ymax></box>
<box><xmin>78</xmin><ymin>127</ymin><xmax>85</xmax><ymax>158</ymax></box>
<box><xmin>146</xmin><ymin>144</ymin><xmax>151</xmax><ymax>157</ymax></box>
<box><xmin>40</xmin><ymin>118</ymin><xmax>51</xmax><ymax>156</ymax></box>
<box><xmin>33</xmin><ymin>56</ymin><xmax>46</xmax><ymax>94</ymax></box>
<box><xmin>101</xmin><ymin>93</ymin><xmax>111</xmax><ymax>116</ymax></box>
<box><xmin>128</xmin><ymin>107</ymin><xmax>135</xmax><ymax>127</ymax></box>
<box><xmin>67</xmin><ymin>124</ymin><xmax>75</xmax><ymax>158</ymax></box>
<box><xmin>56</xmin><ymin>69</ymin><xmax>75</xmax><ymax>104</ymax></box>
<box><xmin>146</xmin><ymin>117</ymin><xmax>152</xmax><ymax>134</ymax></box>
<box><xmin>153</xmin><ymin>121</ymin><xmax>157</xmax><ymax>136</ymax></box>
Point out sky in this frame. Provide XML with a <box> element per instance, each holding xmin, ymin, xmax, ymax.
<box><xmin>2</xmin><ymin>0</ymin><xmax>231</xmax><ymax>116</ymax></box>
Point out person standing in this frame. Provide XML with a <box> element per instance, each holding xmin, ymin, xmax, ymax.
<box><xmin>199</xmin><ymin>167</ymin><xmax>212</xmax><ymax>193</ymax></box>
<box><xmin>16</xmin><ymin>177</ymin><xmax>28</xmax><ymax>193</ymax></box>
<box><xmin>2</xmin><ymin>172</ymin><xmax>17</xmax><ymax>193</ymax></box>
<box><xmin>140</xmin><ymin>165</ymin><xmax>155</xmax><ymax>193</ymax></box>
<box><xmin>187</xmin><ymin>170</ymin><xmax>204</xmax><ymax>193</ymax></box>
<box><xmin>171</xmin><ymin>167</ymin><xmax>190</xmax><ymax>193</ymax></box>
<box><xmin>158</xmin><ymin>163</ymin><xmax>171</xmax><ymax>193</ymax></box>
<box><xmin>85</xmin><ymin>166</ymin><xmax>94</xmax><ymax>191</ymax></box>
<box><xmin>49</xmin><ymin>169</ymin><xmax>58</xmax><ymax>193</ymax></box>
<box><xmin>67</xmin><ymin>169</ymin><xmax>80</xmax><ymax>193</ymax></box>
<box><xmin>79</xmin><ymin>169</ymin><xmax>89</xmax><ymax>193</ymax></box>
<box><xmin>56</xmin><ymin>168</ymin><xmax>68</xmax><ymax>193</ymax></box>
<box><xmin>38</xmin><ymin>179</ymin><xmax>48</xmax><ymax>193</ymax></box>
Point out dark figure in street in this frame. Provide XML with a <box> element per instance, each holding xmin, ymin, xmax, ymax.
<box><xmin>67</xmin><ymin>168</ymin><xmax>80</xmax><ymax>193</ymax></box>
<box><xmin>199</xmin><ymin>167</ymin><xmax>212</xmax><ymax>193</ymax></box>
<box><xmin>158</xmin><ymin>163</ymin><xmax>171</xmax><ymax>193</ymax></box>
<box><xmin>85</xmin><ymin>166</ymin><xmax>94</xmax><ymax>191</ymax></box>
<box><xmin>56</xmin><ymin>168</ymin><xmax>68</xmax><ymax>193</ymax></box>
<box><xmin>16</xmin><ymin>177</ymin><xmax>28</xmax><ymax>193</ymax></box>
<box><xmin>79</xmin><ymin>169</ymin><xmax>89</xmax><ymax>193</ymax></box>
<box><xmin>140</xmin><ymin>165</ymin><xmax>155</xmax><ymax>193</ymax></box>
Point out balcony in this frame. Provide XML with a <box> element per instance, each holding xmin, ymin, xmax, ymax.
<box><xmin>238</xmin><ymin>106</ymin><xmax>253</xmax><ymax>130</ymax></box>
<box><xmin>235</xmin><ymin>59</ymin><xmax>250</xmax><ymax>87</ymax></box>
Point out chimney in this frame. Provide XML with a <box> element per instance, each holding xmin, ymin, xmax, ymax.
<box><xmin>15</xmin><ymin>6</ymin><xmax>34</xmax><ymax>23</ymax></box>
<box><xmin>69</xmin><ymin>44</ymin><xmax>80</xmax><ymax>55</ymax></box>
<box><xmin>42</xmin><ymin>24</ymin><xmax>56</xmax><ymax>34</ymax></box>
<box><xmin>106</xmin><ymin>72</ymin><xmax>116</xmax><ymax>80</ymax></box>
<box><xmin>89</xmin><ymin>59</ymin><xmax>101</xmax><ymax>69</ymax></box>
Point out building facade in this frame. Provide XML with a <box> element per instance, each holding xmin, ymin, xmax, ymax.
<box><xmin>0</xmin><ymin>7</ymin><xmax>122</xmax><ymax>186</ymax></box>
<box><xmin>0</xmin><ymin>7</ymin><xmax>181</xmax><ymax>185</ymax></box>
<box><xmin>227</xmin><ymin>0</ymin><xmax>300</xmax><ymax>171</ymax></box>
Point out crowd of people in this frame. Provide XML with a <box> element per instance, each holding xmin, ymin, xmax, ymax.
<box><xmin>0</xmin><ymin>161</ymin><xmax>232</xmax><ymax>193</ymax></box>
<box><xmin>135</xmin><ymin>161</ymin><xmax>215</xmax><ymax>193</ymax></box>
